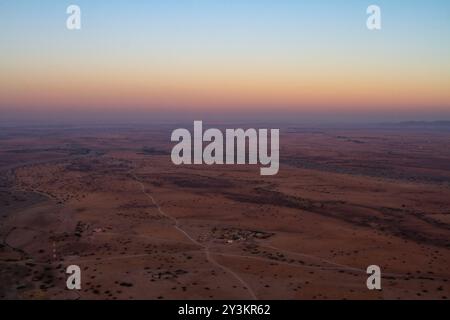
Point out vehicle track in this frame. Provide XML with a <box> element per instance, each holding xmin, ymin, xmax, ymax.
<box><xmin>132</xmin><ymin>173</ymin><xmax>258</xmax><ymax>300</ymax></box>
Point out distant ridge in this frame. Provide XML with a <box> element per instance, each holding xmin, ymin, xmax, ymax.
<box><xmin>398</xmin><ymin>121</ymin><xmax>450</xmax><ymax>126</ymax></box>
<box><xmin>381</xmin><ymin>121</ymin><xmax>450</xmax><ymax>128</ymax></box>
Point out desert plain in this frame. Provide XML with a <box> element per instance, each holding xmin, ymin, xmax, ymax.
<box><xmin>1</xmin><ymin>123</ymin><xmax>450</xmax><ymax>300</ymax></box>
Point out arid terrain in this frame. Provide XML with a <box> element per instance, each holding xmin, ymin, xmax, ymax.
<box><xmin>1</xmin><ymin>123</ymin><xmax>450</xmax><ymax>300</ymax></box>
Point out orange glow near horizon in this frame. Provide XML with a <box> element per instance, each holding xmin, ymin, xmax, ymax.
<box><xmin>2</xmin><ymin>59</ymin><xmax>450</xmax><ymax>113</ymax></box>
<box><xmin>2</xmin><ymin>1</ymin><xmax>450</xmax><ymax>120</ymax></box>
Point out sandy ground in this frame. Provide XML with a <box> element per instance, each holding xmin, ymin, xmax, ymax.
<box><xmin>1</xmin><ymin>125</ymin><xmax>450</xmax><ymax>300</ymax></box>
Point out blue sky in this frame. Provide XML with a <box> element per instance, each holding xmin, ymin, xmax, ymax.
<box><xmin>1</xmin><ymin>0</ymin><xmax>450</xmax><ymax>123</ymax></box>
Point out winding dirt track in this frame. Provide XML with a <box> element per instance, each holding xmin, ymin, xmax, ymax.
<box><xmin>132</xmin><ymin>173</ymin><xmax>258</xmax><ymax>300</ymax></box>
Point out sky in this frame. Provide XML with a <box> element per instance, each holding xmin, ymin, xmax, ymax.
<box><xmin>1</xmin><ymin>0</ymin><xmax>450</xmax><ymax>124</ymax></box>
